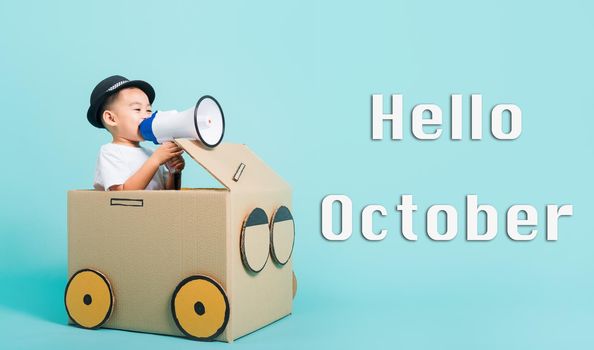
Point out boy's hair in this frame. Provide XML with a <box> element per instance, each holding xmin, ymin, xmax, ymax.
<box><xmin>98</xmin><ymin>91</ymin><xmax>121</xmax><ymax>129</ymax></box>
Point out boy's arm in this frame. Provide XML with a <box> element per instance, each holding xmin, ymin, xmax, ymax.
<box><xmin>109</xmin><ymin>142</ymin><xmax>183</xmax><ymax>191</ymax></box>
<box><xmin>109</xmin><ymin>158</ymin><xmax>160</xmax><ymax>191</ymax></box>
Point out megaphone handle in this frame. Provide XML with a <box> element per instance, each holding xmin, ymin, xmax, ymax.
<box><xmin>173</xmin><ymin>172</ymin><xmax>181</xmax><ymax>190</ymax></box>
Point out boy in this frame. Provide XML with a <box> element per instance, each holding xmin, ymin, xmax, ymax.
<box><xmin>88</xmin><ymin>75</ymin><xmax>185</xmax><ymax>191</ymax></box>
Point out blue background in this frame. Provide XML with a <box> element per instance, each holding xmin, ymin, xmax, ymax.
<box><xmin>1</xmin><ymin>0</ymin><xmax>592</xmax><ymax>348</ymax></box>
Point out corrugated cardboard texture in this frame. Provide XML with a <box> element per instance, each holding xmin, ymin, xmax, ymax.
<box><xmin>68</xmin><ymin>142</ymin><xmax>294</xmax><ymax>342</ymax></box>
<box><xmin>68</xmin><ymin>189</ymin><xmax>231</xmax><ymax>341</ymax></box>
<box><xmin>175</xmin><ymin>140</ymin><xmax>291</xmax><ymax>192</ymax></box>
<box><xmin>230</xmin><ymin>189</ymin><xmax>293</xmax><ymax>339</ymax></box>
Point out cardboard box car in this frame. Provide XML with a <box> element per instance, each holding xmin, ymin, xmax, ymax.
<box><xmin>66</xmin><ymin>140</ymin><xmax>296</xmax><ymax>342</ymax></box>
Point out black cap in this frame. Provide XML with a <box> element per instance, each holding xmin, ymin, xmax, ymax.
<box><xmin>87</xmin><ymin>75</ymin><xmax>155</xmax><ymax>128</ymax></box>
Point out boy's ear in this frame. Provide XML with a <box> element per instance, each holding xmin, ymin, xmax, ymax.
<box><xmin>102</xmin><ymin>110</ymin><xmax>117</xmax><ymax>128</ymax></box>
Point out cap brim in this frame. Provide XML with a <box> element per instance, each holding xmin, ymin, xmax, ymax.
<box><xmin>87</xmin><ymin>79</ymin><xmax>156</xmax><ymax>129</ymax></box>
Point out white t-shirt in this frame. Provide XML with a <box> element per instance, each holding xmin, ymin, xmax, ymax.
<box><xmin>93</xmin><ymin>143</ymin><xmax>168</xmax><ymax>191</ymax></box>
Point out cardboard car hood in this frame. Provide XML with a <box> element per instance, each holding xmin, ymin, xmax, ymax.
<box><xmin>175</xmin><ymin>139</ymin><xmax>290</xmax><ymax>192</ymax></box>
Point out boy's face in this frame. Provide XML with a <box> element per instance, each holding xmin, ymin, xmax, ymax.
<box><xmin>103</xmin><ymin>87</ymin><xmax>152</xmax><ymax>141</ymax></box>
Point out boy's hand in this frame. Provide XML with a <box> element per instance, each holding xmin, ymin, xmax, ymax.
<box><xmin>151</xmin><ymin>141</ymin><xmax>183</xmax><ymax>166</ymax></box>
<box><xmin>166</xmin><ymin>155</ymin><xmax>185</xmax><ymax>173</ymax></box>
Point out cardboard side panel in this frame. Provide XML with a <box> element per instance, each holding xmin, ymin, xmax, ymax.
<box><xmin>229</xmin><ymin>188</ymin><xmax>293</xmax><ymax>340</ymax></box>
<box><xmin>67</xmin><ymin>190</ymin><xmax>231</xmax><ymax>342</ymax></box>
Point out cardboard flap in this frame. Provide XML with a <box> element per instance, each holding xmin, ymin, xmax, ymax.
<box><xmin>175</xmin><ymin>139</ymin><xmax>290</xmax><ymax>191</ymax></box>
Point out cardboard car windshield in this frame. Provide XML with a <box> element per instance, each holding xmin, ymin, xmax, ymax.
<box><xmin>65</xmin><ymin>96</ymin><xmax>296</xmax><ymax>342</ymax></box>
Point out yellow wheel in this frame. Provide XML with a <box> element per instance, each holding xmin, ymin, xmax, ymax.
<box><xmin>171</xmin><ymin>275</ymin><xmax>230</xmax><ymax>341</ymax></box>
<box><xmin>64</xmin><ymin>269</ymin><xmax>114</xmax><ymax>329</ymax></box>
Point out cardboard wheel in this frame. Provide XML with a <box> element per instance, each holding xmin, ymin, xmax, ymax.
<box><xmin>292</xmin><ymin>270</ymin><xmax>297</xmax><ymax>299</ymax></box>
<box><xmin>171</xmin><ymin>275</ymin><xmax>230</xmax><ymax>341</ymax></box>
<box><xmin>270</xmin><ymin>206</ymin><xmax>295</xmax><ymax>265</ymax></box>
<box><xmin>64</xmin><ymin>269</ymin><xmax>114</xmax><ymax>329</ymax></box>
<box><xmin>240</xmin><ymin>207</ymin><xmax>270</xmax><ymax>273</ymax></box>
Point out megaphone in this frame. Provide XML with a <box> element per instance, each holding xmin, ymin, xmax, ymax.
<box><xmin>139</xmin><ymin>95</ymin><xmax>225</xmax><ymax>148</ymax></box>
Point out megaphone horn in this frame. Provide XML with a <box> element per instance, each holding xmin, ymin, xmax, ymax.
<box><xmin>139</xmin><ymin>95</ymin><xmax>225</xmax><ymax>148</ymax></box>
